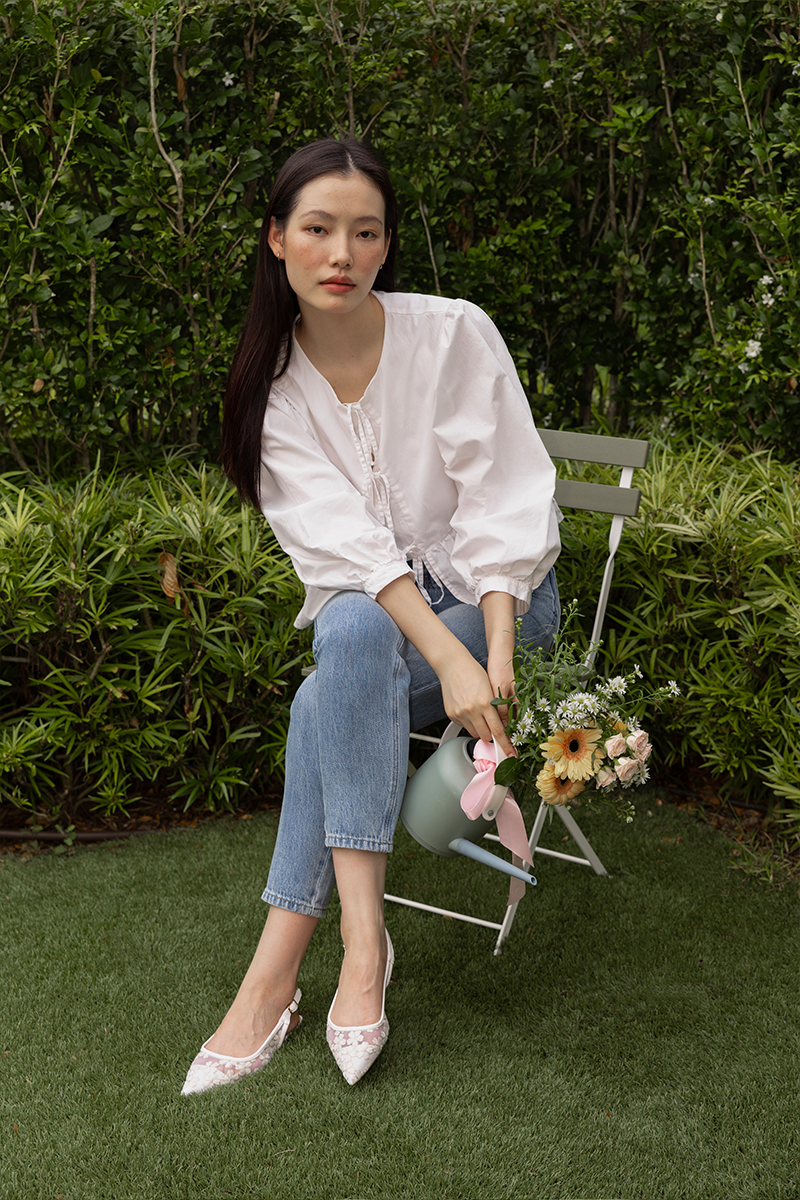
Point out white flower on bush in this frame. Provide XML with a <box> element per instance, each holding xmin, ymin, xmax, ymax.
<box><xmin>0</xmin><ymin>200</ymin><xmax>13</xmax><ymax>212</ymax></box>
<box><xmin>543</xmin><ymin>79</ymin><xmax>554</xmax><ymax>89</ymax></box>
<box><xmin>703</xmin><ymin>196</ymin><xmax>714</xmax><ymax>206</ymax></box>
<box><xmin>192</xmin><ymin>292</ymin><xmax>200</xmax><ymax>301</ymax></box>
<box><xmin>761</xmin><ymin>293</ymin><xmax>775</xmax><ymax>307</ymax></box>
<box><xmin>759</xmin><ymin>275</ymin><xmax>772</xmax><ymax>287</ymax></box>
<box><xmin>776</xmin><ymin>285</ymin><xmax>785</xmax><ymax>296</ymax></box>
<box><xmin>563</xmin><ymin>42</ymin><xmax>574</xmax><ymax>51</ymax></box>
<box><xmin>715</xmin><ymin>11</ymin><xmax>724</xmax><ymax>21</ymax></box>
<box><xmin>793</xmin><ymin>63</ymin><xmax>800</xmax><ymax>77</ymax></box>
<box><xmin>745</xmin><ymin>339</ymin><xmax>762</xmax><ymax>358</ymax></box>
<box><xmin>572</xmin><ymin>71</ymin><xmax>584</xmax><ymax>81</ymax></box>
<box><xmin>222</xmin><ymin>71</ymin><xmax>235</xmax><ymax>87</ymax></box>
<box><xmin>667</xmin><ymin>680</ymin><xmax>680</xmax><ymax>696</ymax></box>
<box><xmin>738</xmin><ymin>362</ymin><xmax>749</xmax><ymax>373</ymax></box>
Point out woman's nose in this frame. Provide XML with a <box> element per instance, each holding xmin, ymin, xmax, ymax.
<box><xmin>329</xmin><ymin>236</ymin><xmax>353</xmax><ymax>268</ymax></box>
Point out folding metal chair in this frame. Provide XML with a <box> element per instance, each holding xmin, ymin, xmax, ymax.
<box><xmin>384</xmin><ymin>429</ymin><xmax>650</xmax><ymax>954</ymax></box>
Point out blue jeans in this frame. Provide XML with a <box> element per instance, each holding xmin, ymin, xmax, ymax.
<box><xmin>262</xmin><ymin>568</ymin><xmax>559</xmax><ymax>917</ymax></box>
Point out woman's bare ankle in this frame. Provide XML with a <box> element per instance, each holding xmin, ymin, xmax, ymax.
<box><xmin>329</xmin><ymin>931</ymin><xmax>388</xmax><ymax>1028</ymax></box>
<box><xmin>205</xmin><ymin>985</ymin><xmax>298</xmax><ymax>1057</ymax></box>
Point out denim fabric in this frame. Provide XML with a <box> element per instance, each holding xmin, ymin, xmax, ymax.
<box><xmin>262</xmin><ymin>568</ymin><xmax>559</xmax><ymax>917</ymax></box>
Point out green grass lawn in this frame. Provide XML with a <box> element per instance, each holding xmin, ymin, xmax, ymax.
<box><xmin>1</xmin><ymin>794</ymin><xmax>796</xmax><ymax>1200</ymax></box>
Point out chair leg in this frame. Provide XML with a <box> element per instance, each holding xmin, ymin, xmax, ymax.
<box><xmin>554</xmin><ymin>805</ymin><xmax>608</xmax><ymax>875</ymax></box>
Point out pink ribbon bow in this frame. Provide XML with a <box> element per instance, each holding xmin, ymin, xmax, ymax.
<box><xmin>459</xmin><ymin>736</ymin><xmax>534</xmax><ymax>907</ymax></box>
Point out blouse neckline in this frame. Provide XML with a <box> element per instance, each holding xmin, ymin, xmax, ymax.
<box><xmin>291</xmin><ymin>294</ymin><xmax>387</xmax><ymax>409</ymax></box>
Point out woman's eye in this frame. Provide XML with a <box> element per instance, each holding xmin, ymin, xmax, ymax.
<box><xmin>307</xmin><ymin>225</ymin><xmax>325</xmax><ymax>234</ymax></box>
<box><xmin>357</xmin><ymin>230</ymin><xmax>378</xmax><ymax>240</ymax></box>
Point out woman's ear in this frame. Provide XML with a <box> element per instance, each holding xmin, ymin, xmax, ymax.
<box><xmin>267</xmin><ymin>217</ymin><xmax>284</xmax><ymax>260</ymax></box>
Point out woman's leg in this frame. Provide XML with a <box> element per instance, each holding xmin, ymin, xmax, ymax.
<box><xmin>303</xmin><ymin>592</ymin><xmax>408</xmax><ymax>1026</ymax></box>
<box><xmin>328</xmin><ymin>847</ymin><xmax>389</xmax><ymax>1027</ymax></box>
<box><xmin>208</xmin><ymin>592</ymin><xmax>409</xmax><ymax>1046</ymax></box>
<box><xmin>204</xmin><ymin>907</ymin><xmax>317</xmax><ymax>1056</ymax></box>
<box><xmin>200</xmin><ymin>572</ymin><xmax>558</xmax><ymax>1052</ymax></box>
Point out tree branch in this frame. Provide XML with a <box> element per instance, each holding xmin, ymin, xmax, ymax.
<box><xmin>418</xmin><ymin>198</ymin><xmax>442</xmax><ymax>296</ymax></box>
<box><xmin>657</xmin><ymin>45</ymin><xmax>688</xmax><ymax>185</ymax></box>
<box><xmin>149</xmin><ymin>14</ymin><xmax>184</xmax><ymax>241</ymax></box>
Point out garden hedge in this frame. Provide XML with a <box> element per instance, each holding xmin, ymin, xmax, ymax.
<box><xmin>1</xmin><ymin>445</ymin><xmax>797</xmax><ymax>823</ymax></box>
<box><xmin>1</xmin><ymin>0</ymin><xmax>799</xmax><ymax>475</ymax></box>
<box><xmin>556</xmin><ymin>438</ymin><xmax>800</xmax><ymax>819</ymax></box>
<box><xmin>0</xmin><ymin>462</ymin><xmax>310</xmax><ymax>818</ymax></box>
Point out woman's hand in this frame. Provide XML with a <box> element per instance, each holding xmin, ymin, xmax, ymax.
<box><xmin>486</xmin><ymin>649</ymin><xmax>516</xmax><ymax>731</ymax></box>
<box><xmin>375</xmin><ymin>575</ymin><xmax>516</xmax><ymax>756</ymax></box>
<box><xmin>436</xmin><ymin>644</ymin><xmax>516</xmax><ymax>757</ymax></box>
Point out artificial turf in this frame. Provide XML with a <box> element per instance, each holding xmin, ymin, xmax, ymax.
<box><xmin>1</xmin><ymin>793</ymin><xmax>796</xmax><ymax>1200</ymax></box>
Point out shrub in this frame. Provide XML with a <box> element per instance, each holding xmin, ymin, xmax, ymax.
<box><xmin>2</xmin><ymin>444</ymin><xmax>798</xmax><ymax>823</ymax></box>
<box><xmin>1</xmin><ymin>0</ymin><xmax>799</xmax><ymax>473</ymax></box>
<box><xmin>555</xmin><ymin>439</ymin><xmax>800</xmax><ymax>814</ymax></box>
<box><xmin>0</xmin><ymin>462</ymin><xmax>310</xmax><ymax>819</ymax></box>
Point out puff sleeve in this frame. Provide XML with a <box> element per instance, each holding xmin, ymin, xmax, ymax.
<box><xmin>258</xmin><ymin>396</ymin><xmax>412</xmax><ymax>619</ymax></box>
<box><xmin>431</xmin><ymin>301</ymin><xmax>560</xmax><ymax>612</ymax></box>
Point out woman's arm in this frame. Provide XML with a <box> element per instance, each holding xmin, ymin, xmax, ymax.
<box><xmin>376</xmin><ymin>575</ymin><xmax>515</xmax><ymax>756</ymax></box>
<box><xmin>480</xmin><ymin>590</ymin><xmax>516</xmax><ymax>726</ymax></box>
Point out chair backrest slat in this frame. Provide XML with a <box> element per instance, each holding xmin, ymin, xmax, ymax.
<box><xmin>539</xmin><ymin>428</ymin><xmax>649</xmax><ymax>470</ymax></box>
<box><xmin>555</xmin><ymin>478</ymin><xmax>641</xmax><ymax>517</ymax></box>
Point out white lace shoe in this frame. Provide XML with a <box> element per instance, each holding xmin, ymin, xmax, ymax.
<box><xmin>181</xmin><ymin>988</ymin><xmax>302</xmax><ymax>1095</ymax></box>
<box><xmin>326</xmin><ymin>931</ymin><xmax>394</xmax><ymax>1085</ymax></box>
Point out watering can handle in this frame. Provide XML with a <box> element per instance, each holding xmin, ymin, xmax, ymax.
<box><xmin>440</xmin><ymin>722</ymin><xmax>510</xmax><ymax>821</ymax></box>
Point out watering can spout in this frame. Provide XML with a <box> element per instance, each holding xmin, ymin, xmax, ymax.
<box><xmin>448</xmin><ymin>838</ymin><xmax>536</xmax><ymax>887</ymax></box>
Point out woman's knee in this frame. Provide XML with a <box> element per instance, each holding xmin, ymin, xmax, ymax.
<box><xmin>313</xmin><ymin>590</ymin><xmax>404</xmax><ymax>671</ymax></box>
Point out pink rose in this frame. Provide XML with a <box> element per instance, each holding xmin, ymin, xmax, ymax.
<box><xmin>595</xmin><ymin>766</ymin><xmax>616</xmax><ymax>789</ymax></box>
<box><xmin>615</xmin><ymin>756</ymin><xmax>641</xmax><ymax>783</ymax></box>
<box><xmin>605</xmin><ymin>734</ymin><xmax>627</xmax><ymax>758</ymax></box>
<box><xmin>627</xmin><ymin>730</ymin><xmax>652</xmax><ymax>761</ymax></box>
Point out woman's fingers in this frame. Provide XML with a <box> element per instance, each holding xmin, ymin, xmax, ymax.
<box><xmin>439</xmin><ymin>651</ymin><xmax>517</xmax><ymax>758</ymax></box>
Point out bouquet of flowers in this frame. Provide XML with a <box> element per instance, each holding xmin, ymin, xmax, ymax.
<box><xmin>493</xmin><ymin>602</ymin><xmax>680</xmax><ymax>823</ymax></box>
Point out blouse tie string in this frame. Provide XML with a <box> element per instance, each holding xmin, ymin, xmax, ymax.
<box><xmin>347</xmin><ymin>406</ymin><xmax>394</xmax><ymax>532</ymax></box>
<box><xmin>406</xmin><ymin>549</ymin><xmax>446</xmax><ymax>608</ymax></box>
<box><xmin>460</xmin><ymin>738</ymin><xmax>534</xmax><ymax>907</ymax></box>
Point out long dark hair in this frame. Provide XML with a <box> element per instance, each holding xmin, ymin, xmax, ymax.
<box><xmin>221</xmin><ymin>138</ymin><xmax>399</xmax><ymax>509</ymax></box>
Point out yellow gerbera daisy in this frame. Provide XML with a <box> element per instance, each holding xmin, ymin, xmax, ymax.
<box><xmin>536</xmin><ymin>761</ymin><xmax>585</xmax><ymax>806</ymax></box>
<box><xmin>540</xmin><ymin>725</ymin><xmax>602</xmax><ymax>781</ymax></box>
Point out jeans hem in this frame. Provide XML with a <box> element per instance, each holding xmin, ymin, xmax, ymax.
<box><xmin>324</xmin><ymin>835</ymin><xmax>394</xmax><ymax>853</ymax></box>
<box><xmin>260</xmin><ymin>888</ymin><xmax>329</xmax><ymax>919</ymax></box>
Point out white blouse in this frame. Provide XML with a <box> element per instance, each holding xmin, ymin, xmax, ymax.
<box><xmin>259</xmin><ymin>291</ymin><xmax>561</xmax><ymax>630</ymax></box>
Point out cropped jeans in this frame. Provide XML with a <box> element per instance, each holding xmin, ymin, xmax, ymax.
<box><xmin>262</xmin><ymin>568</ymin><xmax>559</xmax><ymax>918</ymax></box>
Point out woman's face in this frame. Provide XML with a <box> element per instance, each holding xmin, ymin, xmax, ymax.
<box><xmin>268</xmin><ymin>172</ymin><xmax>390</xmax><ymax>319</ymax></box>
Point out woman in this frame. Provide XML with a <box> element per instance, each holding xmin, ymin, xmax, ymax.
<box><xmin>181</xmin><ymin>138</ymin><xmax>560</xmax><ymax>1093</ymax></box>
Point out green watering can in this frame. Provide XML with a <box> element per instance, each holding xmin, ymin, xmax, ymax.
<box><xmin>400</xmin><ymin>722</ymin><xmax>536</xmax><ymax>894</ymax></box>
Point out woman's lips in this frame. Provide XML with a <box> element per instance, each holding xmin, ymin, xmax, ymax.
<box><xmin>321</xmin><ymin>277</ymin><xmax>355</xmax><ymax>293</ymax></box>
